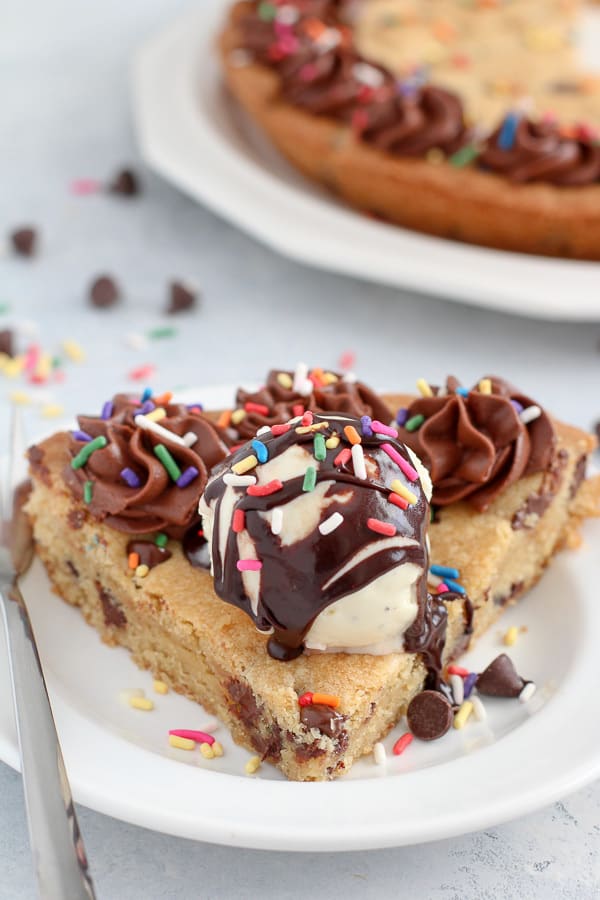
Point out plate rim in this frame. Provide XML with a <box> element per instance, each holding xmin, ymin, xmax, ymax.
<box><xmin>131</xmin><ymin>3</ymin><xmax>600</xmax><ymax>322</ymax></box>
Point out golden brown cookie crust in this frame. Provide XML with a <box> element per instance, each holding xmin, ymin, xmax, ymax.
<box><xmin>219</xmin><ymin>2</ymin><xmax>600</xmax><ymax>260</ymax></box>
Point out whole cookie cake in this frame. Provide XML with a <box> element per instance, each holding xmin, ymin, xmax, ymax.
<box><xmin>219</xmin><ymin>0</ymin><xmax>600</xmax><ymax>258</ymax></box>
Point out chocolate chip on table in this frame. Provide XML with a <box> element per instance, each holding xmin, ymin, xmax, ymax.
<box><xmin>167</xmin><ymin>281</ymin><xmax>197</xmax><ymax>315</ymax></box>
<box><xmin>10</xmin><ymin>227</ymin><xmax>37</xmax><ymax>257</ymax></box>
<box><xmin>0</xmin><ymin>329</ymin><xmax>14</xmax><ymax>357</ymax></box>
<box><xmin>476</xmin><ymin>653</ymin><xmax>525</xmax><ymax>697</ymax></box>
<box><xmin>89</xmin><ymin>275</ymin><xmax>120</xmax><ymax>308</ymax></box>
<box><xmin>108</xmin><ymin>168</ymin><xmax>139</xmax><ymax>196</ymax></box>
<box><xmin>406</xmin><ymin>689</ymin><xmax>453</xmax><ymax>741</ymax></box>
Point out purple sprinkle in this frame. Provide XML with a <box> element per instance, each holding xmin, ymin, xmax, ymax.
<box><xmin>71</xmin><ymin>430</ymin><xmax>92</xmax><ymax>442</ymax></box>
<box><xmin>176</xmin><ymin>466</ymin><xmax>199</xmax><ymax>488</ymax></box>
<box><xmin>140</xmin><ymin>400</ymin><xmax>155</xmax><ymax>415</ymax></box>
<box><xmin>101</xmin><ymin>401</ymin><xmax>114</xmax><ymax>420</ymax></box>
<box><xmin>186</xmin><ymin>402</ymin><xmax>204</xmax><ymax>411</ymax></box>
<box><xmin>360</xmin><ymin>415</ymin><xmax>373</xmax><ymax>437</ymax></box>
<box><xmin>463</xmin><ymin>672</ymin><xmax>477</xmax><ymax>700</ymax></box>
<box><xmin>510</xmin><ymin>399</ymin><xmax>524</xmax><ymax>414</ymax></box>
<box><xmin>121</xmin><ymin>467</ymin><xmax>141</xmax><ymax>488</ymax></box>
<box><xmin>396</xmin><ymin>407</ymin><xmax>409</xmax><ymax>427</ymax></box>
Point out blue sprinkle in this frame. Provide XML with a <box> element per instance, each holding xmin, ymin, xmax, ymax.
<box><xmin>140</xmin><ymin>400</ymin><xmax>155</xmax><ymax>415</ymax></box>
<box><xmin>430</xmin><ymin>564</ymin><xmax>460</xmax><ymax>579</ymax></box>
<box><xmin>141</xmin><ymin>387</ymin><xmax>153</xmax><ymax>402</ymax></box>
<box><xmin>510</xmin><ymin>399</ymin><xmax>524</xmax><ymax>414</ymax></box>
<box><xmin>251</xmin><ymin>439</ymin><xmax>269</xmax><ymax>464</ymax></box>
<box><xmin>121</xmin><ymin>467</ymin><xmax>141</xmax><ymax>488</ymax></box>
<box><xmin>455</xmin><ymin>387</ymin><xmax>469</xmax><ymax>397</ymax></box>
<box><xmin>177</xmin><ymin>466</ymin><xmax>199</xmax><ymax>488</ymax></box>
<box><xmin>186</xmin><ymin>402</ymin><xmax>204</xmax><ymax>411</ymax></box>
<box><xmin>101</xmin><ymin>400</ymin><xmax>114</xmax><ymax>420</ymax></box>
<box><xmin>498</xmin><ymin>112</ymin><xmax>520</xmax><ymax>151</ymax></box>
<box><xmin>463</xmin><ymin>672</ymin><xmax>477</xmax><ymax>700</ymax></box>
<box><xmin>71</xmin><ymin>429</ymin><xmax>92</xmax><ymax>442</ymax></box>
<box><xmin>360</xmin><ymin>415</ymin><xmax>373</xmax><ymax>437</ymax></box>
<box><xmin>443</xmin><ymin>578</ymin><xmax>466</xmax><ymax>595</ymax></box>
<box><xmin>396</xmin><ymin>407</ymin><xmax>409</xmax><ymax>426</ymax></box>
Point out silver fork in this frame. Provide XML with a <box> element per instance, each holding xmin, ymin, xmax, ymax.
<box><xmin>0</xmin><ymin>409</ymin><xmax>96</xmax><ymax>899</ymax></box>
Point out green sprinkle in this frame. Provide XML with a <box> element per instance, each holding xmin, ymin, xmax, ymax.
<box><xmin>405</xmin><ymin>414</ymin><xmax>425</xmax><ymax>432</ymax></box>
<box><xmin>83</xmin><ymin>480</ymin><xmax>93</xmax><ymax>504</ymax></box>
<box><xmin>258</xmin><ymin>1</ymin><xmax>276</xmax><ymax>21</ymax></box>
<box><xmin>313</xmin><ymin>433</ymin><xmax>326</xmax><ymax>462</ymax></box>
<box><xmin>147</xmin><ymin>327</ymin><xmax>177</xmax><ymax>340</ymax></box>
<box><xmin>154</xmin><ymin>443</ymin><xmax>182</xmax><ymax>481</ymax></box>
<box><xmin>302</xmin><ymin>466</ymin><xmax>317</xmax><ymax>492</ymax></box>
<box><xmin>71</xmin><ymin>435</ymin><xmax>107</xmax><ymax>469</ymax></box>
<box><xmin>449</xmin><ymin>144</ymin><xmax>480</xmax><ymax>168</ymax></box>
<box><xmin>155</xmin><ymin>533</ymin><xmax>168</xmax><ymax>548</ymax></box>
<box><xmin>51</xmin><ymin>356</ymin><xmax>62</xmax><ymax>369</ymax></box>
<box><xmin>0</xmin><ymin>303</ymin><xmax>10</xmax><ymax>315</ymax></box>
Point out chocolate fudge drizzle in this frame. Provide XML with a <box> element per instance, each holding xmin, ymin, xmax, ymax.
<box><xmin>202</xmin><ymin>413</ymin><xmax>431</xmax><ymax>661</ymax></box>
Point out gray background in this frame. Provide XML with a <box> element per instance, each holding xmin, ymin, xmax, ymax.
<box><xmin>1</xmin><ymin>1</ymin><xmax>599</xmax><ymax>897</ymax></box>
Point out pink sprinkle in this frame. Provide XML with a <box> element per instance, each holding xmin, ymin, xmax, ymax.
<box><xmin>53</xmin><ymin>370</ymin><xmax>66</xmax><ymax>383</ymax></box>
<box><xmin>70</xmin><ymin>178</ymin><xmax>102</xmax><ymax>196</ymax></box>
<box><xmin>437</xmin><ymin>583</ymin><xmax>449</xmax><ymax>594</ymax></box>
<box><xmin>301</xmin><ymin>411</ymin><xmax>314</xmax><ymax>426</ymax></box>
<box><xmin>300</xmin><ymin>63</ymin><xmax>318</xmax><ymax>82</ymax></box>
<box><xmin>381</xmin><ymin>443</ymin><xmax>419</xmax><ymax>482</ymax></box>
<box><xmin>24</xmin><ymin>344</ymin><xmax>41</xmax><ymax>373</ymax></box>
<box><xmin>338</xmin><ymin>350</ymin><xmax>356</xmax><ymax>371</ymax></box>
<box><xmin>292</xmin><ymin>404</ymin><xmax>304</xmax><ymax>417</ymax></box>
<box><xmin>272</xmin><ymin>423</ymin><xmax>290</xmax><ymax>436</ymax></box>
<box><xmin>393</xmin><ymin>733</ymin><xmax>413</xmax><ymax>756</ymax></box>
<box><xmin>169</xmin><ymin>729</ymin><xmax>215</xmax><ymax>745</ymax></box>
<box><xmin>334</xmin><ymin>447</ymin><xmax>352</xmax><ymax>467</ymax></box>
<box><xmin>237</xmin><ymin>559</ymin><xmax>262</xmax><ymax>572</ymax></box>
<box><xmin>371</xmin><ymin>421</ymin><xmax>398</xmax><ymax>439</ymax></box>
<box><xmin>129</xmin><ymin>364</ymin><xmax>156</xmax><ymax>381</ymax></box>
<box><xmin>232</xmin><ymin>509</ymin><xmax>245</xmax><ymax>533</ymax></box>
<box><xmin>367</xmin><ymin>518</ymin><xmax>397</xmax><ymax>537</ymax></box>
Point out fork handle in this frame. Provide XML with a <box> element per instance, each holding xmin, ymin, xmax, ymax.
<box><xmin>2</xmin><ymin>587</ymin><xmax>96</xmax><ymax>899</ymax></box>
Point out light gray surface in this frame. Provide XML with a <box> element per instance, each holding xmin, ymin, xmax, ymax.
<box><xmin>1</xmin><ymin>1</ymin><xmax>599</xmax><ymax>898</ymax></box>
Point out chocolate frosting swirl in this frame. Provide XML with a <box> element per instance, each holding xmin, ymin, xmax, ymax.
<box><xmin>232</xmin><ymin>368</ymin><xmax>393</xmax><ymax>440</ymax></box>
<box><xmin>235</xmin><ymin>1</ymin><xmax>599</xmax><ymax>186</ymax></box>
<box><xmin>397</xmin><ymin>376</ymin><xmax>556</xmax><ymax>511</ymax></box>
<box><xmin>201</xmin><ymin>413</ymin><xmax>430</xmax><ymax>660</ymax></box>
<box><xmin>481</xmin><ymin>117</ymin><xmax>600</xmax><ymax>185</ymax></box>
<box><xmin>64</xmin><ymin>394</ymin><xmax>229</xmax><ymax>537</ymax></box>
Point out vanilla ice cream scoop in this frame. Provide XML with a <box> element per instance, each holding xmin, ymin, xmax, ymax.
<box><xmin>199</xmin><ymin>412</ymin><xmax>432</xmax><ymax>661</ymax></box>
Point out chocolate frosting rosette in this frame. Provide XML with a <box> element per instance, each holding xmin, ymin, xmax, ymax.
<box><xmin>396</xmin><ymin>376</ymin><xmax>556</xmax><ymax>511</ymax></box>
<box><xmin>64</xmin><ymin>392</ymin><xmax>229</xmax><ymax>538</ymax></box>
<box><xmin>231</xmin><ymin>365</ymin><xmax>393</xmax><ymax>440</ymax></box>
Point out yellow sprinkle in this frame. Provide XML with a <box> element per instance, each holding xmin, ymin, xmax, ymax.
<box><xmin>200</xmin><ymin>742</ymin><xmax>215</xmax><ymax>759</ymax></box>
<box><xmin>135</xmin><ymin>564</ymin><xmax>150</xmax><ymax>578</ymax></box>
<box><xmin>426</xmin><ymin>148</ymin><xmax>445</xmax><ymax>165</ymax></box>
<box><xmin>62</xmin><ymin>339</ymin><xmax>86</xmax><ymax>362</ymax></box>
<box><xmin>212</xmin><ymin>741</ymin><xmax>224</xmax><ymax>758</ymax></box>
<box><xmin>504</xmin><ymin>626</ymin><xmax>519</xmax><ymax>646</ymax></box>
<box><xmin>0</xmin><ymin>352</ymin><xmax>10</xmax><ymax>372</ymax></box>
<box><xmin>169</xmin><ymin>735</ymin><xmax>195</xmax><ymax>751</ymax></box>
<box><xmin>244</xmin><ymin>755</ymin><xmax>261</xmax><ymax>775</ymax></box>
<box><xmin>276</xmin><ymin>372</ymin><xmax>293</xmax><ymax>389</ymax></box>
<box><xmin>232</xmin><ymin>454</ymin><xmax>258</xmax><ymax>475</ymax></box>
<box><xmin>153</xmin><ymin>680</ymin><xmax>169</xmax><ymax>695</ymax></box>
<box><xmin>390</xmin><ymin>480</ymin><xmax>417</xmax><ymax>505</ymax></box>
<box><xmin>325</xmin><ymin>435</ymin><xmax>340</xmax><ymax>450</ymax></box>
<box><xmin>41</xmin><ymin>403</ymin><xmax>64</xmax><ymax>419</ymax></box>
<box><xmin>453</xmin><ymin>700</ymin><xmax>473</xmax><ymax>730</ymax></box>
<box><xmin>3</xmin><ymin>357</ymin><xmax>25</xmax><ymax>378</ymax></box>
<box><xmin>416</xmin><ymin>378</ymin><xmax>433</xmax><ymax>398</ymax></box>
<box><xmin>129</xmin><ymin>696</ymin><xmax>154</xmax><ymax>711</ymax></box>
<box><xmin>296</xmin><ymin>422</ymin><xmax>328</xmax><ymax>435</ymax></box>
<box><xmin>479</xmin><ymin>378</ymin><xmax>492</xmax><ymax>395</ymax></box>
<box><xmin>34</xmin><ymin>354</ymin><xmax>52</xmax><ymax>380</ymax></box>
<box><xmin>231</xmin><ymin>408</ymin><xmax>247</xmax><ymax>425</ymax></box>
<box><xmin>322</xmin><ymin>372</ymin><xmax>338</xmax><ymax>385</ymax></box>
<box><xmin>9</xmin><ymin>390</ymin><xmax>32</xmax><ymax>406</ymax></box>
<box><xmin>145</xmin><ymin>407</ymin><xmax>166</xmax><ymax>422</ymax></box>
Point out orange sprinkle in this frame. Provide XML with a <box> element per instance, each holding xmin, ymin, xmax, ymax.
<box><xmin>303</xmin><ymin>17</ymin><xmax>326</xmax><ymax>40</ymax></box>
<box><xmin>311</xmin><ymin>693</ymin><xmax>340</xmax><ymax>709</ymax></box>
<box><xmin>217</xmin><ymin>409</ymin><xmax>232</xmax><ymax>428</ymax></box>
<box><xmin>152</xmin><ymin>391</ymin><xmax>173</xmax><ymax>406</ymax></box>
<box><xmin>343</xmin><ymin>425</ymin><xmax>361</xmax><ymax>445</ymax></box>
<box><xmin>128</xmin><ymin>552</ymin><xmax>140</xmax><ymax>569</ymax></box>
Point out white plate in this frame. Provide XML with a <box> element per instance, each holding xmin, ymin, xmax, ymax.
<box><xmin>1</xmin><ymin>385</ymin><xmax>600</xmax><ymax>850</ymax></box>
<box><xmin>132</xmin><ymin>2</ymin><xmax>600</xmax><ymax>321</ymax></box>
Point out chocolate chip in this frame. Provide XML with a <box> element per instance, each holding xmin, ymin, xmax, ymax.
<box><xmin>300</xmin><ymin>704</ymin><xmax>345</xmax><ymax>739</ymax></box>
<box><xmin>96</xmin><ymin>584</ymin><xmax>127</xmax><ymax>628</ymax></box>
<box><xmin>90</xmin><ymin>275</ymin><xmax>119</xmax><ymax>308</ymax></box>
<box><xmin>11</xmin><ymin>227</ymin><xmax>37</xmax><ymax>257</ymax></box>
<box><xmin>0</xmin><ymin>329</ymin><xmax>14</xmax><ymax>357</ymax></box>
<box><xmin>406</xmin><ymin>690</ymin><xmax>453</xmax><ymax>741</ymax></box>
<box><xmin>108</xmin><ymin>168</ymin><xmax>139</xmax><ymax>196</ymax></box>
<box><xmin>126</xmin><ymin>540</ymin><xmax>172</xmax><ymax>570</ymax></box>
<box><xmin>167</xmin><ymin>281</ymin><xmax>197</xmax><ymax>315</ymax></box>
<box><xmin>476</xmin><ymin>654</ymin><xmax>525</xmax><ymax>698</ymax></box>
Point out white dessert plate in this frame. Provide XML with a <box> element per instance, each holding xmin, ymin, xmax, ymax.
<box><xmin>132</xmin><ymin>2</ymin><xmax>600</xmax><ymax>321</ymax></box>
<box><xmin>1</xmin><ymin>385</ymin><xmax>599</xmax><ymax>851</ymax></box>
